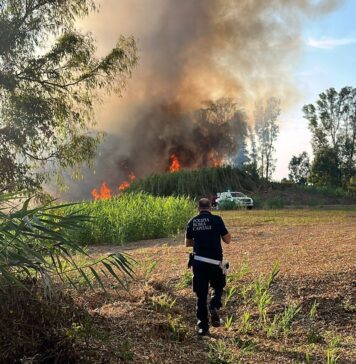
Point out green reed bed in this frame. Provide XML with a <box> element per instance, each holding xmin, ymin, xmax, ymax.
<box><xmin>128</xmin><ymin>166</ymin><xmax>258</xmax><ymax>198</ymax></box>
<box><xmin>62</xmin><ymin>193</ymin><xmax>195</xmax><ymax>245</ymax></box>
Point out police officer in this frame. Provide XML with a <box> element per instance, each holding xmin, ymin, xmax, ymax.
<box><xmin>185</xmin><ymin>198</ymin><xmax>231</xmax><ymax>335</ymax></box>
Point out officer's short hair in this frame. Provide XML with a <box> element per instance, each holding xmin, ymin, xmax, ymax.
<box><xmin>198</xmin><ymin>198</ymin><xmax>211</xmax><ymax>209</ymax></box>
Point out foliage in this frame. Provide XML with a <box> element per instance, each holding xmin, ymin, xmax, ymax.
<box><xmin>151</xmin><ymin>294</ymin><xmax>176</xmax><ymax>311</ymax></box>
<box><xmin>254</xmin><ymin>97</ymin><xmax>281</xmax><ymax>181</ymax></box>
<box><xmin>217</xmin><ymin>198</ymin><xmax>244</xmax><ymax>210</ymax></box>
<box><xmin>288</xmin><ymin>151</ymin><xmax>310</xmax><ymax>184</ymax></box>
<box><xmin>128</xmin><ymin>166</ymin><xmax>258</xmax><ymax>199</ymax></box>
<box><xmin>0</xmin><ymin>0</ymin><xmax>138</xmax><ymax>192</ymax></box>
<box><xmin>224</xmin><ymin>286</ymin><xmax>237</xmax><ymax>307</ymax></box>
<box><xmin>61</xmin><ymin>192</ymin><xmax>195</xmax><ymax>244</ymax></box>
<box><xmin>303</xmin><ymin>87</ymin><xmax>356</xmax><ymax>188</ymax></box>
<box><xmin>309</xmin><ymin>147</ymin><xmax>342</xmax><ymax>187</ymax></box>
<box><xmin>166</xmin><ymin>314</ymin><xmax>187</xmax><ymax>341</ymax></box>
<box><xmin>144</xmin><ymin>260</ymin><xmax>158</xmax><ymax>280</ymax></box>
<box><xmin>238</xmin><ymin>311</ymin><xmax>252</xmax><ymax>334</ymax></box>
<box><xmin>227</xmin><ymin>261</ymin><xmax>249</xmax><ymax>283</ymax></box>
<box><xmin>325</xmin><ymin>334</ymin><xmax>342</xmax><ymax>364</ymax></box>
<box><xmin>224</xmin><ymin>315</ymin><xmax>234</xmax><ymax>330</ymax></box>
<box><xmin>176</xmin><ymin>270</ymin><xmax>193</xmax><ymax>289</ymax></box>
<box><xmin>266</xmin><ymin>262</ymin><xmax>280</xmax><ymax>288</ymax></box>
<box><xmin>208</xmin><ymin>339</ymin><xmax>238</xmax><ymax>364</ymax></box>
<box><xmin>278</xmin><ymin>303</ymin><xmax>301</xmax><ymax>335</ymax></box>
<box><xmin>0</xmin><ymin>193</ymin><xmax>134</xmax><ymax>290</ymax></box>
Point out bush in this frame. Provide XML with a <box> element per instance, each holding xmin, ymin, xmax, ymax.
<box><xmin>62</xmin><ymin>192</ymin><xmax>196</xmax><ymax>244</ymax></box>
<box><xmin>217</xmin><ymin>199</ymin><xmax>245</xmax><ymax>210</ymax></box>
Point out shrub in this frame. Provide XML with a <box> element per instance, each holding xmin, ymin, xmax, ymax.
<box><xmin>218</xmin><ymin>199</ymin><xmax>243</xmax><ymax>210</ymax></box>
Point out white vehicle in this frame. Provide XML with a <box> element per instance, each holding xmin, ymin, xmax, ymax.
<box><xmin>216</xmin><ymin>191</ymin><xmax>254</xmax><ymax>209</ymax></box>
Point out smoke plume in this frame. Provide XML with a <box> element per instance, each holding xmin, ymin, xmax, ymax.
<box><xmin>62</xmin><ymin>0</ymin><xmax>343</xmax><ymax>199</ymax></box>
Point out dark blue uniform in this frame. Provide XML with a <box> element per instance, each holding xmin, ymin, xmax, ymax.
<box><xmin>186</xmin><ymin>211</ymin><xmax>229</xmax><ymax>332</ymax></box>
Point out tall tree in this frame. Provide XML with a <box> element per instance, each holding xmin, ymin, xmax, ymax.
<box><xmin>196</xmin><ymin>98</ymin><xmax>248</xmax><ymax>166</ymax></box>
<box><xmin>288</xmin><ymin>151</ymin><xmax>310</xmax><ymax>184</ymax></box>
<box><xmin>254</xmin><ymin>97</ymin><xmax>280</xmax><ymax>181</ymax></box>
<box><xmin>308</xmin><ymin>147</ymin><xmax>341</xmax><ymax>187</ymax></box>
<box><xmin>242</xmin><ymin>125</ymin><xmax>259</xmax><ymax>180</ymax></box>
<box><xmin>303</xmin><ymin>87</ymin><xmax>356</xmax><ymax>187</ymax></box>
<box><xmin>0</xmin><ymin>0</ymin><xmax>138</xmax><ymax>192</ymax></box>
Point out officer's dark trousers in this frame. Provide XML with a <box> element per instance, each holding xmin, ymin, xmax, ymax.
<box><xmin>192</xmin><ymin>261</ymin><xmax>226</xmax><ymax>331</ymax></box>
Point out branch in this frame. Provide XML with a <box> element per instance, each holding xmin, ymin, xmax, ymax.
<box><xmin>24</xmin><ymin>151</ymin><xmax>57</xmax><ymax>161</ymax></box>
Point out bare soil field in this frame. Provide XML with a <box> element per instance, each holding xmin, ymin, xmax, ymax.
<box><xmin>79</xmin><ymin>209</ymin><xmax>356</xmax><ymax>363</ymax></box>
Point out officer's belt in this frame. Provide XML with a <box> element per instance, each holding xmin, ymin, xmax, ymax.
<box><xmin>194</xmin><ymin>255</ymin><xmax>221</xmax><ymax>265</ymax></box>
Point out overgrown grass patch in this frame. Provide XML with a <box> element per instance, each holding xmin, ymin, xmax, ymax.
<box><xmin>62</xmin><ymin>193</ymin><xmax>195</xmax><ymax>244</ymax></box>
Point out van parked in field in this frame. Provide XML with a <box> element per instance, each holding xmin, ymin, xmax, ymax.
<box><xmin>216</xmin><ymin>191</ymin><xmax>254</xmax><ymax>209</ymax></box>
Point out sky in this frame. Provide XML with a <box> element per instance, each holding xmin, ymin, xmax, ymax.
<box><xmin>274</xmin><ymin>0</ymin><xmax>356</xmax><ymax>179</ymax></box>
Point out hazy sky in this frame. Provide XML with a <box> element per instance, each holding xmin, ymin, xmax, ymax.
<box><xmin>275</xmin><ymin>0</ymin><xmax>356</xmax><ymax>179</ymax></box>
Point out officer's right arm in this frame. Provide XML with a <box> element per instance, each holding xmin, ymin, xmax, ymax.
<box><xmin>185</xmin><ymin>220</ymin><xmax>194</xmax><ymax>247</ymax></box>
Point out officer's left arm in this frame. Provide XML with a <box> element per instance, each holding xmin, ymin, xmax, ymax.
<box><xmin>185</xmin><ymin>238</ymin><xmax>194</xmax><ymax>247</ymax></box>
<box><xmin>219</xmin><ymin>217</ymin><xmax>231</xmax><ymax>244</ymax></box>
<box><xmin>222</xmin><ymin>232</ymin><xmax>231</xmax><ymax>244</ymax></box>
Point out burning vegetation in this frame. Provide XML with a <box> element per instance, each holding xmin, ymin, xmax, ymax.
<box><xmin>77</xmin><ymin>0</ymin><xmax>343</xmax><ymax>200</ymax></box>
<box><xmin>92</xmin><ymin>172</ymin><xmax>137</xmax><ymax>200</ymax></box>
<box><xmin>169</xmin><ymin>154</ymin><xmax>181</xmax><ymax>173</ymax></box>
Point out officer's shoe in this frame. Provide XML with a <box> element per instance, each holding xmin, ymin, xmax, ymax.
<box><xmin>210</xmin><ymin>308</ymin><xmax>221</xmax><ymax>327</ymax></box>
<box><xmin>196</xmin><ymin>327</ymin><xmax>209</xmax><ymax>336</ymax></box>
<box><xmin>195</xmin><ymin>322</ymin><xmax>209</xmax><ymax>336</ymax></box>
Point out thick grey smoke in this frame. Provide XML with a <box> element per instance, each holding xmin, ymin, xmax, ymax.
<box><xmin>60</xmin><ymin>0</ymin><xmax>343</xmax><ymax>199</ymax></box>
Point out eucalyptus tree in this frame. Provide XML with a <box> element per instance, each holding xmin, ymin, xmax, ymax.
<box><xmin>254</xmin><ymin>97</ymin><xmax>280</xmax><ymax>181</ymax></box>
<box><xmin>0</xmin><ymin>0</ymin><xmax>138</xmax><ymax>192</ymax></box>
<box><xmin>303</xmin><ymin>87</ymin><xmax>356</xmax><ymax>187</ymax></box>
<box><xmin>288</xmin><ymin>151</ymin><xmax>310</xmax><ymax>185</ymax></box>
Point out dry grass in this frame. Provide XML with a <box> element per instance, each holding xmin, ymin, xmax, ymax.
<box><xmin>74</xmin><ymin>209</ymin><xmax>356</xmax><ymax>363</ymax></box>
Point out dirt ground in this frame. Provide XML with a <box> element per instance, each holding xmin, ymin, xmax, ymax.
<box><xmin>80</xmin><ymin>209</ymin><xmax>356</xmax><ymax>364</ymax></box>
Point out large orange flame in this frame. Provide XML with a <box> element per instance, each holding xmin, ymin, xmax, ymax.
<box><xmin>91</xmin><ymin>181</ymin><xmax>112</xmax><ymax>200</ymax></box>
<box><xmin>169</xmin><ymin>154</ymin><xmax>181</xmax><ymax>172</ymax></box>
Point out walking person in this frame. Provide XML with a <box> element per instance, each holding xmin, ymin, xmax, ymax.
<box><xmin>185</xmin><ymin>198</ymin><xmax>231</xmax><ymax>335</ymax></box>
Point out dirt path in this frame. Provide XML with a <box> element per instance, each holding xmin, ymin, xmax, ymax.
<box><xmin>83</xmin><ymin>210</ymin><xmax>356</xmax><ymax>363</ymax></box>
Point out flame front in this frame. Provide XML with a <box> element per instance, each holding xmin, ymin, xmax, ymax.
<box><xmin>118</xmin><ymin>181</ymin><xmax>130</xmax><ymax>192</ymax></box>
<box><xmin>169</xmin><ymin>154</ymin><xmax>181</xmax><ymax>172</ymax></box>
<box><xmin>91</xmin><ymin>181</ymin><xmax>112</xmax><ymax>200</ymax></box>
<box><xmin>212</xmin><ymin>158</ymin><xmax>221</xmax><ymax>167</ymax></box>
<box><xmin>91</xmin><ymin>172</ymin><xmax>136</xmax><ymax>199</ymax></box>
<box><xmin>118</xmin><ymin>172</ymin><xmax>136</xmax><ymax>192</ymax></box>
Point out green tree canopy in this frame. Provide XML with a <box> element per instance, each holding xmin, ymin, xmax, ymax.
<box><xmin>0</xmin><ymin>0</ymin><xmax>138</xmax><ymax>192</ymax></box>
<box><xmin>303</xmin><ymin>87</ymin><xmax>356</xmax><ymax>187</ymax></box>
<box><xmin>288</xmin><ymin>151</ymin><xmax>310</xmax><ymax>185</ymax></box>
<box><xmin>308</xmin><ymin>147</ymin><xmax>341</xmax><ymax>187</ymax></box>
